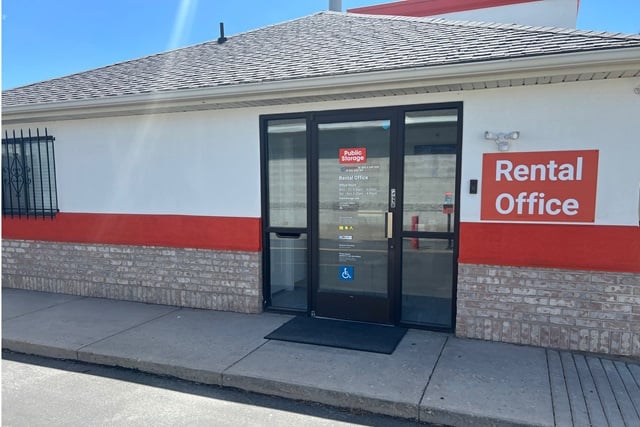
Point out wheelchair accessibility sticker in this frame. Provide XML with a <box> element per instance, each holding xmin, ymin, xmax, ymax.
<box><xmin>339</xmin><ymin>266</ymin><xmax>354</xmax><ymax>281</ymax></box>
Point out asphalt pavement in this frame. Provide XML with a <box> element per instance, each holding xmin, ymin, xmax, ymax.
<box><xmin>3</xmin><ymin>351</ymin><xmax>430</xmax><ymax>427</ymax></box>
<box><xmin>3</xmin><ymin>288</ymin><xmax>639</xmax><ymax>426</ymax></box>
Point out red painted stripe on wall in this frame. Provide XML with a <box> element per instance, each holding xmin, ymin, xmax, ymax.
<box><xmin>348</xmin><ymin>0</ymin><xmax>540</xmax><ymax>17</ymax></box>
<box><xmin>459</xmin><ymin>222</ymin><xmax>640</xmax><ymax>273</ymax></box>
<box><xmin>2</xmin><ymin>213</ymin><xmax>261</xmax><ymax>252</ymax></box>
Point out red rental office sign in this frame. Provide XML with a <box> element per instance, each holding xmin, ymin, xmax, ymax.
<box><xmin>339</xmin><ymin>148</ymin><xmax>367</xmax><ymax>164</ymax></box>
<box><xmin>481</xmin><ymin>150</ymin><xmax>599</xmax><ymax>222</ymax></box>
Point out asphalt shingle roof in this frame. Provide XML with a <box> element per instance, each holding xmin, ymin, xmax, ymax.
<box><xmin>4</xmin><ymin>11</ymin><xmax>640</xmax><ymax>107</ymax></box>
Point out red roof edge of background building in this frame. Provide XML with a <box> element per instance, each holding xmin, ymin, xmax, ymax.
<box><xmin>348</xmin><ymin>0</ymin><xmax>543</xmax><ymax>17</ymax></box>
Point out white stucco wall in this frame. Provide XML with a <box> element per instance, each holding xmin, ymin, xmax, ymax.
<box><xmin>11</xmin><ymin>109</ymin><xmax>263</xmax><ymax>217</ymax></box>
<box><xmin>459</xmin><ymin>77</ymin><xmax>640</xmax><ymax>226</ymax></box>
<box><xmin>4</xmin><ymin>76</ymin><xmax>639</xmax><ymax>225</ymax></box>
<box><xmin>434</xmin><ymin>0</ymin><xmax>579</xmax><ymax>29</ymax></box>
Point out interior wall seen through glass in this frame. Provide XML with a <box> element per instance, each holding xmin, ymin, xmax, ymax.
<box><xmin>403</xmin><ymin>110</ymin><xmax>458</xmax><ymax>233</ymax></box>
<box><xmin>401</xmin><ymin>238</ymin><xmax>453</xmax><ymax>327</ymax></box>
<box><xmin>267</xmin><ymin>119</ymin><xmax>307</xmax><ymax>228</ymax></box>
<box><xmin>269</xmin><ymin>232</ymin><xmax>308</xmax><ymax>311</ymax></box>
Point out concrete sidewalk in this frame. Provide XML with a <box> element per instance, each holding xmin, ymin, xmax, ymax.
<box><xmin>3</xmin><ymin>288</ymin><xmax>639</xmax><ymax>427</ymax></box>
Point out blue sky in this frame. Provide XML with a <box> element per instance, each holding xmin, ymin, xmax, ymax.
<box><xmin>2</xmin><ymin>0</ymin><xmax>640</xmax><ymax>90</ymax></box>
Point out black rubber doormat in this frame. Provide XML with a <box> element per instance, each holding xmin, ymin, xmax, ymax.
<box><xmin>265</xmin><ymin>316</ymin><xmax>407</xmax><ymax>354</ymax></box>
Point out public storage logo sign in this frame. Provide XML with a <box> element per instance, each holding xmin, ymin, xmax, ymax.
<box><xmin>339</xmin><ymin>148</ymin><xmax>367</xmax><ymax>164</ymax></box>
<box><xmin>481</xmin><ymin>150</ymin><xmax>599</xmax><ymax>222</ymax></box>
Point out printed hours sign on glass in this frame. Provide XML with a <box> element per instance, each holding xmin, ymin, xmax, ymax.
<box><xmin>481</xmin><ymin>150</ymin><xmax>599</xmax><ymax>222</ymax></box>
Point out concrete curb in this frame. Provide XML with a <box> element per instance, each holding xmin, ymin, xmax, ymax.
<box><xmin>77</xmin><ymin>350</ymin><xmax>224</xmax><ymax>386</ymax></box>
<box><xmin>3</xmin><ymin>338</ymin><xmax>425</xmax><ymax>422</ymax></box>
<box><xmin>2</xmin><ymin>339</ymin><xmax>78</xmax><ymax>361</ymax></box>
<box><xmin>420</xmin><ymin>406</ymin><xmax>551</xmax><ymax>427</ymax></box>
<box><xmin>221</xmin><ymin>372</ymin><xmax>420</xmax><ymax>420</ymax></box>
<box><xmin>4</xmin><ymin>338</ymin><xmax>548</xmax><ymax>427</ymax></box>
<box><xmin>5</xmin><ymin>289</ymin><xmax>640</xmax><ymax>427</ymax></box>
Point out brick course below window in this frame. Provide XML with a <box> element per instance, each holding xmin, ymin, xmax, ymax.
<box><xmin>2</xmin><ymin>239</ymin><xmax>261</xmax><ymax>313</ymax></box>
<box><xmin>456</xmin><ymin>263</ymin><xmax>640</xmax><ymax>357</ymax></box>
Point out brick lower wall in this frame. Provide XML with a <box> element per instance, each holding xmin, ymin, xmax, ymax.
<box><xmin>456</xmin><ymin>263</ymin><xmax>640</xmax><ymax>357</ymax></box>
<box><xmin>2</xmin><ymin>239</ymin><xmax>262</xmax><ymax>313</ymax></box>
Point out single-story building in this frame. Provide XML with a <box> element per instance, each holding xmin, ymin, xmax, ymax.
<box><xmin>3</xmin><ymin>9</ymin><xmax>640</xmax><ymax>357</ymax></box>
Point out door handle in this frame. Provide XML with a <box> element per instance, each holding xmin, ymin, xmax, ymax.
<box><xmin>386</xmin><ymin>212</ymin><xmax>393</xmax><ymax>239</ymax></box>
<box><xmin>275</xmin><ymin>232</ymin><xmax>301</xmax><ymax>239</ymax></box>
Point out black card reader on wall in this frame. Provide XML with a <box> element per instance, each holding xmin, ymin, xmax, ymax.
<box><xmin>470</xmin><ymin>179</ymin><xmax>478</xmax><ymax>194</ymax></box>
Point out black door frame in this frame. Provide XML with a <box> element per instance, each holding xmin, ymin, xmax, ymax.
<box><xmin>310</xmin><ymin>108</ymin><xmax>398</xmax><ymax>324</ymax></box>
<box><xmin>260</xmin><ymin>102</ymin><xmax>463</xmax><ymax>331</ymax></box>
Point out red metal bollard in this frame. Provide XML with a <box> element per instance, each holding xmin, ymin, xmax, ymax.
<box><xmin>411</xmin><ymin>215</ymin><xmax>419</xmax><ymax>249</ymax></box>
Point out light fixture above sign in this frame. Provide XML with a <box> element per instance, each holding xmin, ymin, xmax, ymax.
<box><xmin>485</xmin><ymin>131</ymin><xmax>520</xmax><ymax>151</ymax></box>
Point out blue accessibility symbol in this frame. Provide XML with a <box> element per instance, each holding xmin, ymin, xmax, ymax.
<box><xmin>339</xmin><ymin>266</ymin><xmax>354</xmax><ymax>281</ymax></box>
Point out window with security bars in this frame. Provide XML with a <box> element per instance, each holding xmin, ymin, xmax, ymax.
<box><xmin>2</xmin><ymin>129</ymin><xmax>59</xmax><ymax>218</ymax></box>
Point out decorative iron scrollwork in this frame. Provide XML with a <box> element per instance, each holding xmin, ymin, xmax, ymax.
<box><xmin>2</xmin><ymin>129</ymin><xmax>58</xmax><ymax>218</ymax></box>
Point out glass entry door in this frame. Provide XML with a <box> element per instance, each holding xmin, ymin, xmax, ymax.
<box><xmin>262</xmin><ymin>103</ymin><xmax>461</xmax><ymax>330</ymax></box>
<box><xmin>313</xmin><ymin>117</ymin><xmax>394</xmax><ymax>323</ymax></box>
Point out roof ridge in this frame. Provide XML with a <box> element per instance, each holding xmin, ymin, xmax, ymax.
<box><xmin>338</xmin><ymin>10</ymin><xmax>640</xmax><ymax>40</ymax></box>
<box><xmin>231</xmin><ymin>11</ymin><xmax>326</xmax><ymax>38</ymax></box>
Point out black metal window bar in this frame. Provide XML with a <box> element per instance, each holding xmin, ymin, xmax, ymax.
<box><xmin>2</xmin><ymin>128</ymin><xmax>59</xmax><ymax>219</ymax></box>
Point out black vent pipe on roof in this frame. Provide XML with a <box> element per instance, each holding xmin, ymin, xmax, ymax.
<box><xmin>329</xmin><ymin>0</ymin><xmax>342</xmax><ymax>11</ymax></box>
<box><xmin>218</xmin><ymin>22</ymin><xmax>227</xmax><ymax>44</ymax></box>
